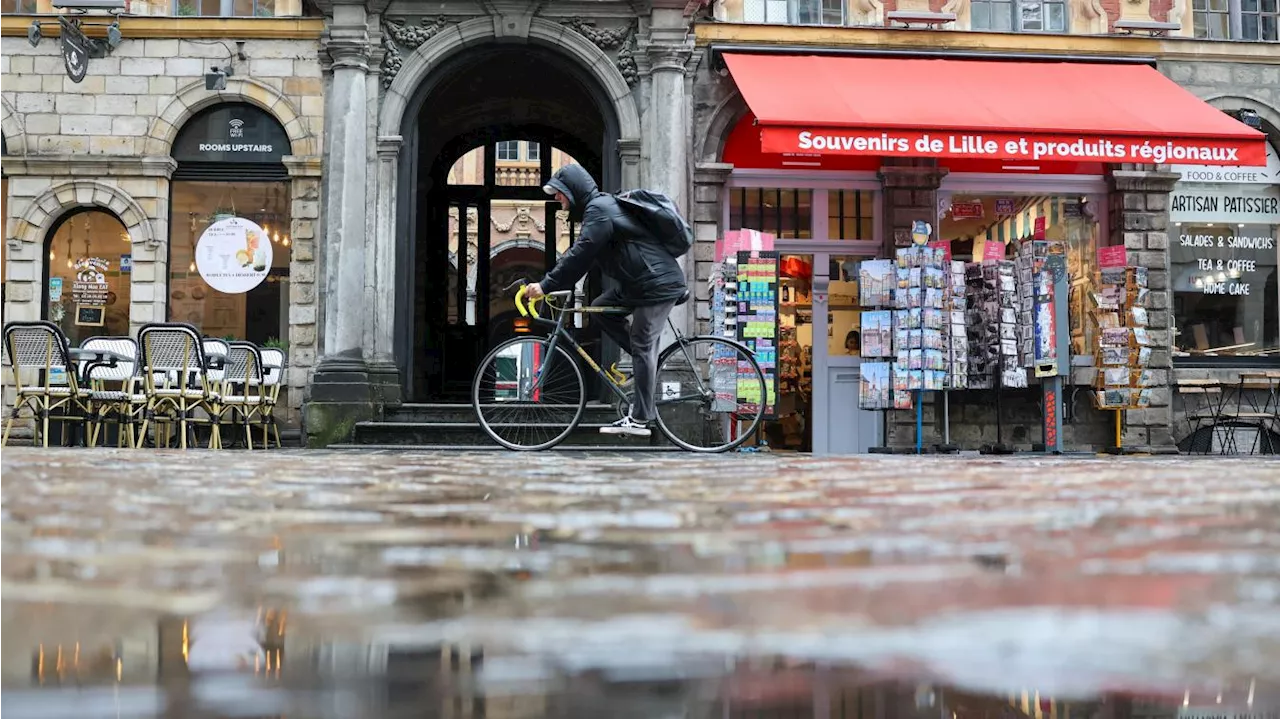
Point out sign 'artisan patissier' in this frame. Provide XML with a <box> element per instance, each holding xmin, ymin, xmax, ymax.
<box><xmin>722</xmin><ymin>53</ymin><xmax>1268</xmax><ymax>168</ymax></box>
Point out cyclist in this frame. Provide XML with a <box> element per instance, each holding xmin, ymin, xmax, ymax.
<box><xmin>524</xmin><ymin>164</ymin><xmax>688</xmax><ymax>438</ymax></box>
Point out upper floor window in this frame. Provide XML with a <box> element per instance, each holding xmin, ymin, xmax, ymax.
<box><xmin>743</xmin><ymin>0</ymin><xmax>846</xmax><ymax>25</ymax></box>
<box><xmin>174</xmin><ymin>0</ymin><xmax>274</xmax><ymax>17</ymax></box>
<box><xmin>495</xmin><ymin>141</ymin><xmax>540</xmax><ymax>163</ymax></box>
<box><xmin>1</xmin><ymin>0</ymin><xmax>38</xmax><ymax>12</ymax></box>
<box><xmin>1195</xmin><ymin>0</ymin><xmax>1279</xmax><ymax>39</ymax></box>
<box><xmin>971</xmin><ymin>0</ymin><xmax>1067</xmax><ymax>32</ymax></box>
<box><xmin>496</xmin><ymin>141</ymin><xmax>521</xmax><ymax>162</ymax></box>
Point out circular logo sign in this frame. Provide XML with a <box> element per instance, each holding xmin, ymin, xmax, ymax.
<box><xmin>196</xmin><ymin>217</ymin><xmax>272</xmax><ymax>294</ymax></box>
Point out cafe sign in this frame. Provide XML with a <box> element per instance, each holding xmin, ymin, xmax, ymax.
<box><xmin>1171</xmin><ymin>140</ymin><xmax>1280</xmax><ymax>185</ymax></box>
<box><xmin>195</xmin><ymin>217</ymin><xmax>272</xmax><ymax>294</ymax></box>
<box><xmin>172</xmin><ymin>103</ymin><xmax>291</xmax><ymax>165</ymax></box>
<box><xmin>1170</xmin><ymin>184</ymin><xmax>1280</xmax><ymax>225</ymax></box>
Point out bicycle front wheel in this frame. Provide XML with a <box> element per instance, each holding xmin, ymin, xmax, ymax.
<box><xmin>473</xmin><ymin>337</ymin><xmax>586</xmax><ymax>451</ymax></box>
<box><xmin>653</xmin><ymin>336</ymin><xmax>766</xmax><ymax>453</ymax></box>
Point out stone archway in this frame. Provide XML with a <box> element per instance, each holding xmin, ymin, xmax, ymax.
<box><xmin>12</xmin><ymin>179</ymin><xmax>155</xmax><ymax>249</ymax></box>
<box><xmin>381</xmin><ymin>22</ymin><xmax>636</xmax><ymax>402</ymax></box>
<box><xmin>1</xmin><ymin>96</ymin><xmax>27</xmax><ymax>157</ymax></box>
<box><xmin>1201</xmin><ymin>94</ymin><xmax>1280</xmax><ymax>146</ymax></box>
<box><xmin>697</xmin><ymin>92</ymin><xmax>748</xmax><ymax>165</ymax></box>
<box><xmin>144</xmin><ymin>77</ymin><xmax>316</xmax><ymax>157</ymax></box>
<box><xmin>379</xmin><ymin>16</ymin><xmax>640</xmax><ymax>147</ymax></box>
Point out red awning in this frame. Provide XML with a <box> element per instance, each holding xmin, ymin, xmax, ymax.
<box><xmin>722</xmin><ymin>53</ymin><xmax>1267</xmax><ymax>167</ymax></box>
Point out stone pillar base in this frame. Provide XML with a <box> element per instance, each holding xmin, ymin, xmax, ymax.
<box><xmin>303</xmin><ymin>351</ymin><xmax>394</xmax><ymax>447</ymax></box>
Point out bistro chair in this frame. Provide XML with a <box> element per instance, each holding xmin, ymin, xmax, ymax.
<box><xmin>217</xmin><ymin>342</ymin><xmax>265</xmax><ymax>449</ymax></box>
<box><xmin>2</xmin><ymin>321</ymin><xmax>91</xmax><ymax>448</ymax></box>
<box><xmin>81</xmin><ymin>336</ymin><xmax>144</xmax><ymax>448</ymax></box>
<box><xmin>136</xmin><ymin>323</ymin><xmax>219</xmax><ymax>449</ymax></box>
<box><xmin>256</xmin><ymin>346</ymin><xmax>287</xmax><ymax>448</ymax></box>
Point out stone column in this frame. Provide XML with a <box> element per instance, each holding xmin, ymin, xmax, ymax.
<box><xmin>1108</xmin><ymin>166</ymin><xmax>1180</xmax><ymax>453</ymax></box>
<box><xmin>691</xmin><ymin>162</ymin><xmax>732</xmax><ymax>334</ymax></box>
<box><xmin>640</xmin><ymin>9</ymin><xmax>696</xmax><ymax>336</ymax></box>
<box><xmin>305</xmin><ymin>3</ymin><xmax>375</xmax><ymax>446</ymax></box>
<box><xmin>878</xmin><ymin>159</ymin><xmax>949</xmax><ymax>448</ymax></box>
<box><xmin>369</xmin><ymin>135</ymin><xmax>403</xmax><ymax>405</ymax></box>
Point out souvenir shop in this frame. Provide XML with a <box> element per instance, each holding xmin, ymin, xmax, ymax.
<box><xmin>709</xmin><ymin>52</ymin><xmax>1267</xmax><ymax>454</ymax></box>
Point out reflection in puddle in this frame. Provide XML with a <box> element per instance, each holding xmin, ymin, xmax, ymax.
<box><xmin>4</xmin><ymin>449</ymin><xmax>1280</xmax><ymax>717</ymax></box>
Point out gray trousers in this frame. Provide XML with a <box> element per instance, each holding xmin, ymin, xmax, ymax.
<box><xmin>591</xmin><ymin>288</ymin><xmax>676</xmax><ymax>423</ymax></box>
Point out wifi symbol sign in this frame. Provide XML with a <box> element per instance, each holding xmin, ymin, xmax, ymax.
<box><xmin>229</xmin><ymin>118</ymin><xmax>245</xmax><ymax>137</ymax></box>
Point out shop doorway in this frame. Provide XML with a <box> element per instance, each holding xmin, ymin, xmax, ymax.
<box><xmin>397</xmin><ymin>44</ymin><xmax>621</xmax><ymax>402</ymax></box>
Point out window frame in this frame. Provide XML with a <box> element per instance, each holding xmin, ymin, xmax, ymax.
<box><xmin>969</xmin><ymin>0</ymin><xmax>1069</xmax><ymax>33</ymax></box>
<box><xmin>172</xmin><ymin>0</ymin><xmax>274</xmax><ymax>17</ymax></box>
<box><xmin>524</xmin><ymin>141</ymin><xmax>541</xmax><ymax>162</ymax></box>
<box><xmin>495</xmin><ymin>141</ymin><xmax>521</xmax><ymax>162</ymax></box>
<box><xmin>1</xmin><ymin>0</ymin><xmax>38</xmax><ymax>13</ymax></box>
<box><xmin>1194</xmin><ymin>0</ymin><xmax>1280</xmax><ymax>39</ymax></box>
<box><xmin>741</xmin><ymin>0</ymin><xmax>847</xmax><ymax>25</ymax></box>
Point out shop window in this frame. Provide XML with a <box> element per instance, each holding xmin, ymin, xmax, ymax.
<box><xmin>1</xmin><ymin>0</ymin><xmax>37</xmax><ymax>12</ymax></box>
<box><xmin>1171</xmin><ymin>141</ymin><xmax>1280</xmax><ymax>359</ymax></box>
<box><xmin>168</xmin><ymin>102</ymin><xmax>292</xmax><ymax>345</ymax></box>
<box><xmin>1172</xmin><ymin>222</ymin><xmax>1279</xmax><ymax>357</ymax></box>
<box><xmin>939</xmin><ymin>194</ymin><xmax>1100</xmax><ymax>355</ymax></box>
<box><xmin>174</xmin><ymin>0</ymin><xmax>274</xmax><ymax>15</ymax></box>
<box><xmin>971</xmin><ymin>0</ymin><xmax>1067</xmax><ymax>31</ymax></box>
<box><xmin>170</xmin><ymin>182</ymin><xmax>292</xmax><ymax>343</ymax></box>
<box><xmin>828</xmin><ymin>190</ymin><xmax>874</xmax><ymax>240</ymax></box>
<box><xmin>729</xmin><ymin>188</ymin><xmax>813</xmax><ymax>239</ymax></box>
<box><xmin>44</xmin><ymin>210</ymin><xmax>133</xmax><ymax>346</ymax></box>
<box><xmin>1195</xmin><ymin>0</ymin><xmax>1278</xmax><ymax>38</ymax></box>
<box><xmin>828</xmin><ymin>254</ymin><xmax>874</xmax><ymax>360</ymax></box>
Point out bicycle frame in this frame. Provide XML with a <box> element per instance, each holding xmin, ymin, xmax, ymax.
<box><xmin>512</xmin><ymin>286</ymin><xmax>707</xmax><ymax>408</ymax></box>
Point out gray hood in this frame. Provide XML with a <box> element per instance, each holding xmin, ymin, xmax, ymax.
<box><xmin>543</xmin><ymin>164</ymin><xmax>599</xmax><ymax>222</ymax></box>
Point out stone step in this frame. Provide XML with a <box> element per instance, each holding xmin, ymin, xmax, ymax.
<box><xmin>384</xmin><ymin>402</ymin><xmax>620</xmax><ymax>424</ymax></box>
<box><xmin>328</xmin><ymin>444</ymin><xmax>677</xmax><ymax>453</ymax></box>
<box><xmin>351</xmin><ymin>419</ymin><xmax>668</xmax><ymax>448</ymax></box>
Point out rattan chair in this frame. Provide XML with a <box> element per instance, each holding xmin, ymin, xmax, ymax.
<box><xmin>136</xmin><ymin>323</ymin><xmax>219</xmax><ymax>449</ymax></box>
<box><xmin>217</xmin><ymin>342</ymin><xmax>265</xmax><ymax>449</ymax></box>
<box><xmin>81</xmin><ymin>336</ymin><xmax>143</xmax><ymax>448</ymax></box>
<box><xmin>2</xmin><ymin>321</ymin><xmax>92</xmax><ymax>447</ymax></box>
<box><xmin>256</xmin><ymin>347</ymin><xmax>286</xmax><ymax>448</ymax></box>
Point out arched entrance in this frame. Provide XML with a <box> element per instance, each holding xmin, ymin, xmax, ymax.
<box><xmin>396</xmin><ymin>42</ymin><xmax>625</xmax><ymax>402</ymax></box>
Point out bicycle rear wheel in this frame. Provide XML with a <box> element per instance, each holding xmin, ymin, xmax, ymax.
<box><xmin>473</xmin><ymin>337</ymin><xmax>586</xmax><ymax>451</ymax></box>
<box><xmin>653</xmin><ymin>336</ymin><xmax>766</xmax><ymax>453</ymax></box>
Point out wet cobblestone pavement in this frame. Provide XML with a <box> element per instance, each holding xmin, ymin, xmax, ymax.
<box><xmin>3</xmin><ymin>448</ymin><xmax>1280</xmax><ymax>718</ymax></box>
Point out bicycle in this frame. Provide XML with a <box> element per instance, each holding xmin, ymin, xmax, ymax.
<box><xmin>471</xmin><ymin>279</ymin><xmax>768</xmax><ymax>452</ymax></box>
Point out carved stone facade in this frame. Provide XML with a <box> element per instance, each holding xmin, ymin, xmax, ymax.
<box><xmin>2</xmin><ymin>32</ymin><xmax>326</xmax><ymax>438</ymax></box>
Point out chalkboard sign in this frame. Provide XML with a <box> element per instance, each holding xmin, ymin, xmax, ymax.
<box><xmin>75</xmin><ymin>304</ymin><xmax>105</xmax><ymax>327</ymax></box>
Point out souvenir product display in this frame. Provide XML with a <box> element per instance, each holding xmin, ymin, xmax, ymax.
<box><xmin>1092</xmin><ymin>253</ymin><xmax>1153</xmax><ymax>410</ymax></box>
<box><xmin>945</xmin><ymin>260</ymin><xmax>968</xmax><ymax>389</ymax></box>
<box><xmin>859</xmin><ymin>244</ymin><xmax>952</xmax><ymax>410</ymax></box>
<box><xmin>735</xmin><ymin>251</ymin><xmax>780</xmax><ymax>415</ymax></box>
<box><xmin>1016</xmin><ymin>238</ymin><xmax>1068</xmax><ymax>377</ymax></box>
<box><xmin>965</xmin><ymin>259</ymin><xmax>1027</xmax><ymax>389</ymax></box>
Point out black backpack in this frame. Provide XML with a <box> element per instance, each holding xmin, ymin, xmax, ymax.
<box><xmin>615</xmin><ymin>189</ymin><xmax>694</xmax><ymax>258</ymax></box>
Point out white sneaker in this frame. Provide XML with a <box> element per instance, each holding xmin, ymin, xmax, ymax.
<box><xmin>600</xmin><ymin>415</ymin><xmax>652</xmax><ymax>438</ymax></box>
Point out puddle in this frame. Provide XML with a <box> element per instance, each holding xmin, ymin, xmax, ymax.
<box><xmin>3</xmin><ymin>449</ymin><xmax>1280</xmax><ymax>717</ymax></box>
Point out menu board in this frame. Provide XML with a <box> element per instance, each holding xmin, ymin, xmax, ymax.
<box><xmin>736</xmin><ymin>251</ymin><xmax>780</xmax><ymax>417</ymax></box>
<box><xmin>72</xmin><ymin>257</ymin><xmax>110</xmax><ymax>327</ymax></box>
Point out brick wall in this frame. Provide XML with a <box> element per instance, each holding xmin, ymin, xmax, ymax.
<box><xmin>2</xmin><ymin>34</ymin><xmax>324</xmax><ymax>430</ymax></box>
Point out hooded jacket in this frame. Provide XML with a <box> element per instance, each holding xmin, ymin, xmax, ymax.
<box><xmin>538</xmin><ymin>164</ymin><xmax>687</xmax><ymax>307</ymax></box>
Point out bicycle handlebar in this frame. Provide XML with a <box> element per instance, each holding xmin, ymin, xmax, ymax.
<box><xmin>510</xmin><ymin>280</ymin><xmax>542</xmax><ymax>319</ymax></box>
